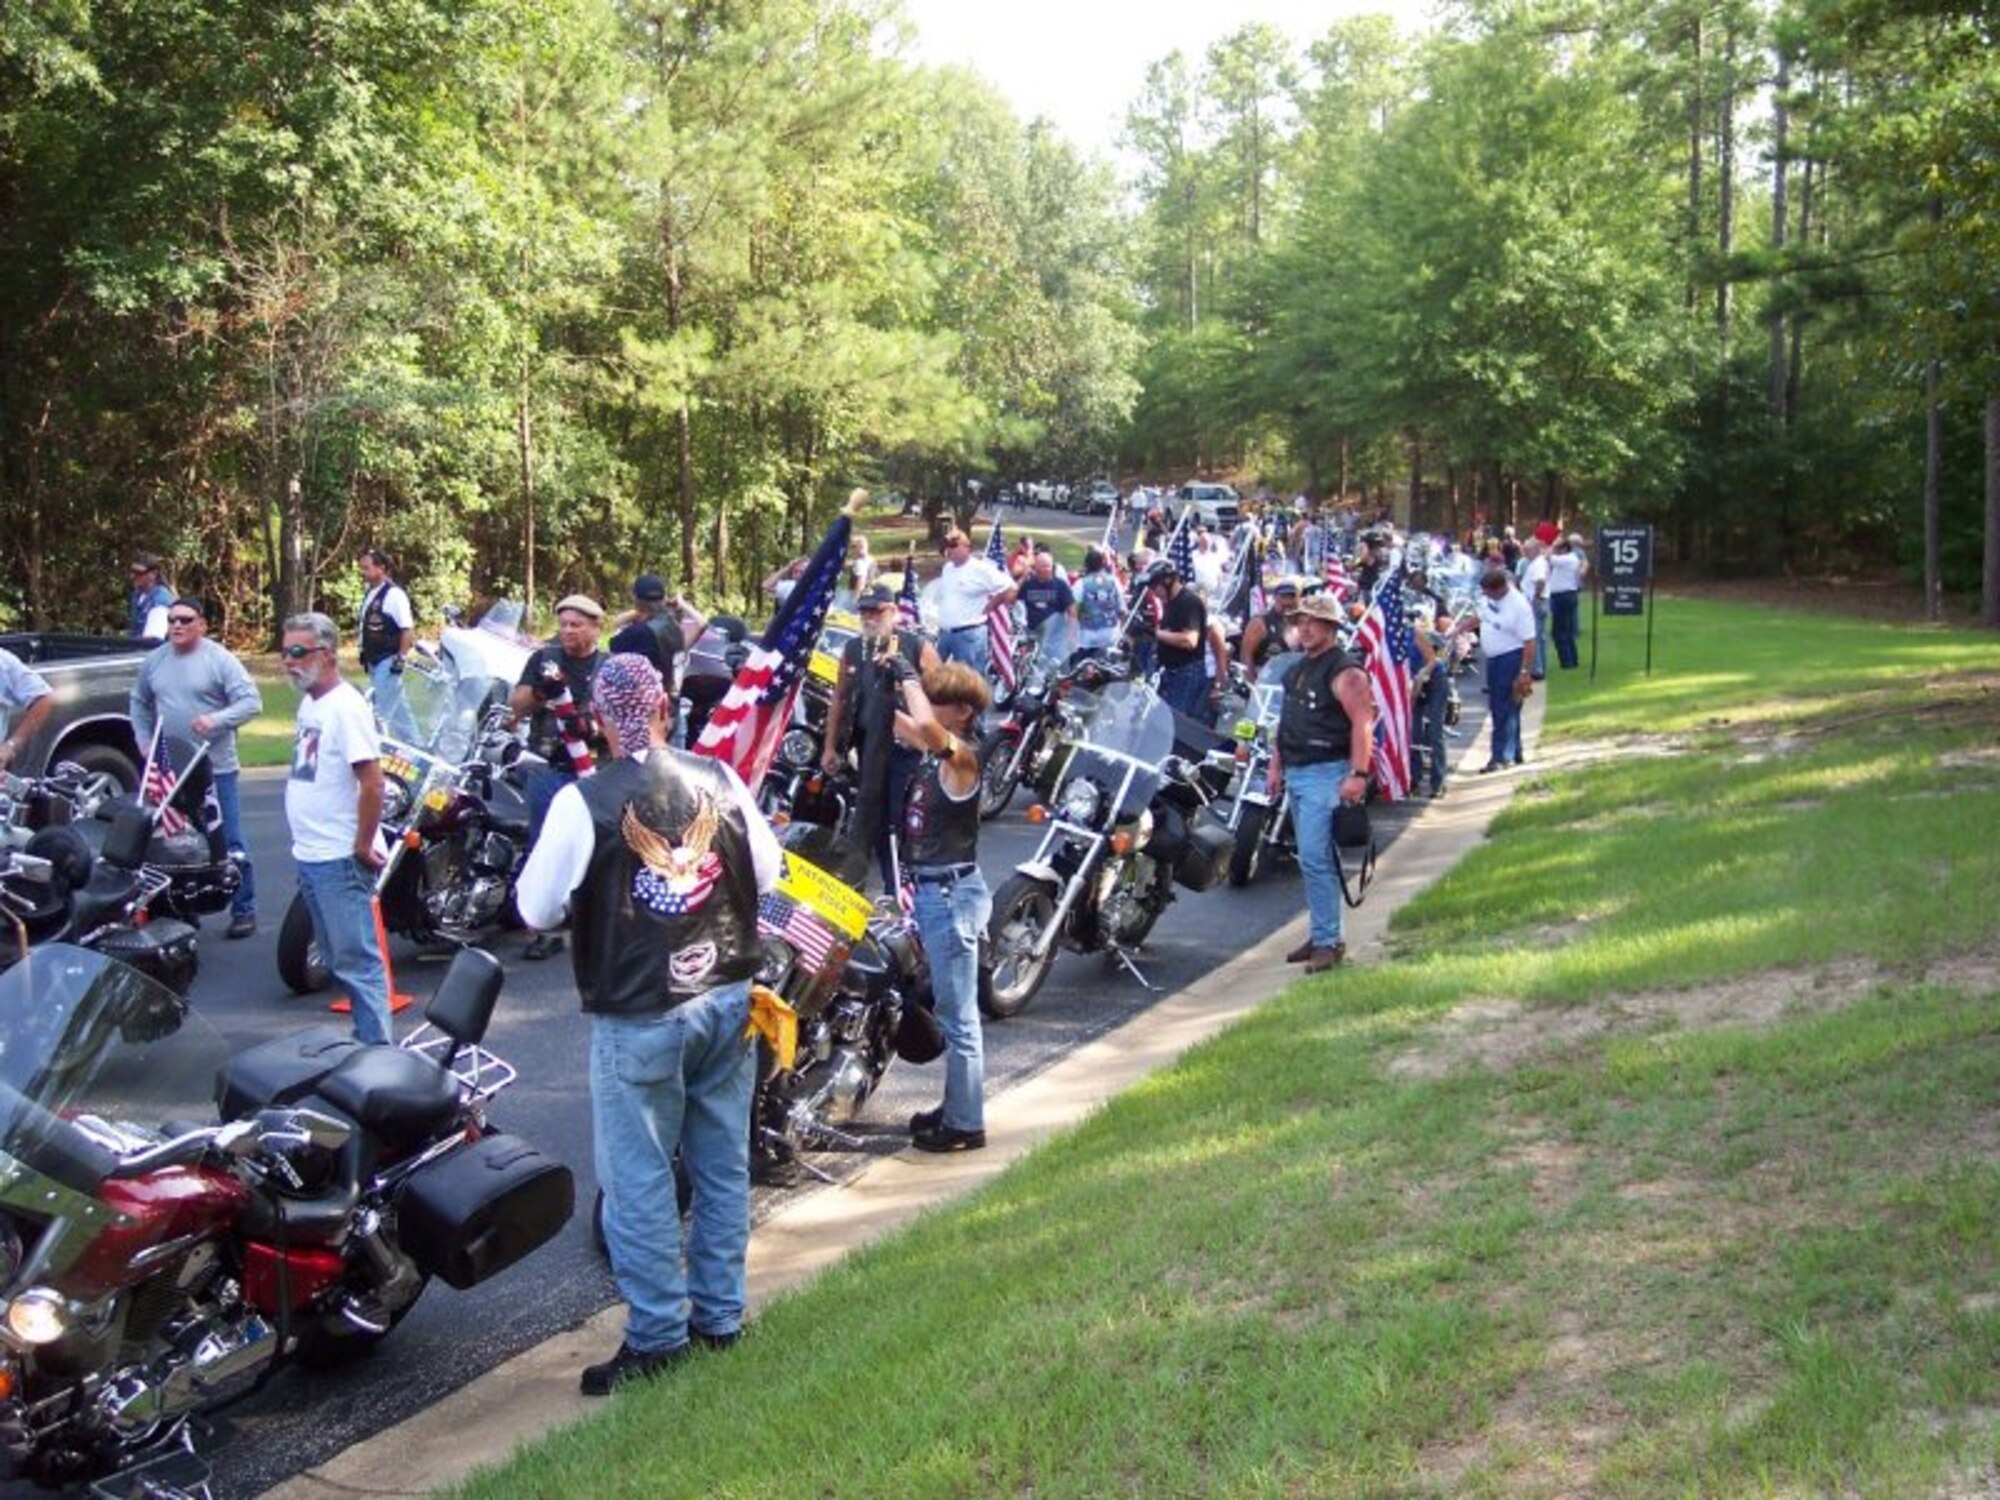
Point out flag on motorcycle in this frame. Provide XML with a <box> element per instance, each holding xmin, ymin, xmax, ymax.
<box><xmin>141</xmin><ymin>733</ymin><xmax>191</xmax><ymax>837</ymax></box>
<box><xmin>984</xmin><ymin>515</ymin><xmax>1017</xmax><ymax>694</ymax></box>
<box><xmin>693</xmin><ymin>511</ymin><xmax>851</xmax><ymax>793</ymax></box>
<box><xmin>1351</xmin><ymin>567</ymin><xmax>1414</xmax><ymax>802</ymax></box>
<box><xmin>1222</xmin><ymin>530</ymin><xmax>1261</xmax><ymax>624</ymax></box>
<box><xmin>1169</xmin><ymin>507</ymin><xmax>1197</xmax><ymax>585</ymax></box>
<box><xmin>1324</xmin><ymin>552</ymin><xmax>1353</xmax><ymax>601</ymax></box>
<box><xmin>896</xmin><ymin>545</ymin><xmax>921</xmax><ymax>629</ymax></box>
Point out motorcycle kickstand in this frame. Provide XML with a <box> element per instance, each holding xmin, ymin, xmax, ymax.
<box><xmin>1107</xmin><ymin>944</ymin><xmax>1162</xmax><ymax>992</ymax></box>
<box><xmin>757</xmin><ymin>1124</ymin><xmax>841</xmax><ymax>1184</ymax></box>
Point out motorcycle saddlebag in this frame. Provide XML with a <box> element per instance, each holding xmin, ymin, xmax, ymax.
<box><xmin>1172</xmin><ymin>814</ymin><xmax>1235</xmax><ymax>894</ymax></box>
<box><xmin>397</xmin><ymin>1133</ymin><xmax>574</xmax><ymax>1290</ymax></box>
<box><xmin>215</xmin><ymin>1025</ymin><xmax>364</xmax><ymax>1120</ymax></box>
<box><xmin>92</xmin><ymin>919</ymin><xmax>199</xmax><ymax>999</ymax></box>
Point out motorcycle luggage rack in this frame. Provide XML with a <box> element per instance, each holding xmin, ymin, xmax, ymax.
<box><xmin>399</xmin><ymin>1023</ymin><xmax>519</xmax><ymax>1103</ymax></box>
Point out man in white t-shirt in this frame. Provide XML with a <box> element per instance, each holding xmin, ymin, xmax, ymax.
<box><xmin>1546</xmin><ymin>534</ymin><xmax>1587</xmax><ymax>670</ymax></box>
<box><xmin>930</xmin><ymin>528</ymin><xmax>1016</xmax><ymax>679</ymax></box>
<box><xmin>282</xmin><ymin>611</ymin><xmax>393</xmax><ymax>1043</ymax></box>
<box><xmin>1519</xmin><ymin>539</ymin><xmax>1551</xmax><ymax>680</ymax></box>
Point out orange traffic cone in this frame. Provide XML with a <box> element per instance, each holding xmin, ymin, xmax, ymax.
<box><xmin>330</xmin><ymin>894</ymin><xmax>417</xmax><ymax>1018</ymax></box>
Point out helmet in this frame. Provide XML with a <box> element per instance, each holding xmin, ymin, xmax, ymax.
<box><xmin>1360</xmin><ymin>525</ymin><xmax>1393</xmax><ymax>549</ymax></box>
<box><xmin>1139</xmin><ymin>560</ymin><xmax>1177</xmax><ymax>589</ymax></box>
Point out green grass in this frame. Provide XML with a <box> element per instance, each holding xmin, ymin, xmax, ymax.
<box><xmin>237</xmin><ymin>663</ymin><xmax>301</xmax><ymax>768</ymax></box>
<box><xmin>454</xmin><ymin>599</ymin><xmax>2000</xmax><ymax>1500</ymax></box>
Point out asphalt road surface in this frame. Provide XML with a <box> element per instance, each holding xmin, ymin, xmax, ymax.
<box><xmin>8</xmin><ymin>660</ymin><xmax>1492</xmax><ymax>1499</ymax></box>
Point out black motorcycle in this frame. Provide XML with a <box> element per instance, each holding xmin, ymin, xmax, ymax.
<box><xmin>974</xmin><ymin>652</ymin><xmax>1114</xmax><ymax>821</ymax></box>
<box><xmin>980</xmin><ymin>677</ymin><xmax>1234</xmax><ymax>1019</ymax></box>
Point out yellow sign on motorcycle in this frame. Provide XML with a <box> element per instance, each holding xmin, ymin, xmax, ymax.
<box><xmin>776</xmin><ymin>850</ymin><xmax>872</xmax><ymax>940</ymax></box>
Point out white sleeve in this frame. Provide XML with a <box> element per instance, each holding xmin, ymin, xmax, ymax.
<box><xmin>514</xmin><ymin>782</ymin><xmax>595</xmax><ymax>929</ymax></box>
<box><xmin>336</xmin><ymin>692</ymin><xmax>380</xmax><ymax>765</ymax></box>
<box><xmin>718</xmin><ymin>761</ymin><xmax>783</xmax><ymax>893</ymax></box>
<box><xmin>386</xmin><ymin>587</ymin><xmax>415</xmax><ymax>630</ymax></box>
<box><xmin>142</xmin><ymin>603</ymin><xmax>170</xmax><ymax>639</ymax></box>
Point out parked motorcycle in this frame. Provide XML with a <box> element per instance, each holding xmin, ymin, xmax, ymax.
<box><xmin>275</xmin><ymin>711</ymin><xmax>533</xmax><ymax>994</ymax></box>
<box><xmin>1221</xmin><ymin>651</ymin><xmax>1302</xmax><ymax>888</ymax></box>
<box><xmin>0</xmin><ymin>941</ymin><xmax>572</xmax><ymax>1494</ymax></box>
<box><xmin>980</xmin><ymin>677</ymin><xmax>1235</xmax><ymax>1019</ymax></box>
<box><xmin>975</xmin><ymin>652</ymin><xmax>1114</xmax><ymax>822</ymax></box>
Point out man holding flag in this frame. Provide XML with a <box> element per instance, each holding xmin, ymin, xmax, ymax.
<box><xmin>1269</xmin><ymin>593</ymin><xmax>1374</xmax><ymax>973</ymax></box>
<box><xmin>930</xmin><ymin>526</ymin><xmax>1015</xmax><ymax>684</ymax></box>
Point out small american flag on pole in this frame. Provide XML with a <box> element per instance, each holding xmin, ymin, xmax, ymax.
<box><xmin>758</xmin><ymin>889</ymin><xmax>842</xmax><ymax>974</ymax></box>
<box><xmin>984</xmin><ymin>516</ymin><xmax>1017</xmax><ymax>694</ymax></box>
<box><xmin>896</xmin><ymin>545</ymin><xmax>921</xmax><ymax>629</ymax></box>
<box><xmin>142</xmin><ymin>735</ymin><xmax>190</xmax><ymax>836</ymax></box>
<box><xmin>1324</xmin><ymin>553</ymin><xmax>1353</xmax><ymax>601</ymax></box>
<box><xmin>1169</xmin><ymin>507</ymin><xmax>1197</xmax><ymax>585</ymax></box>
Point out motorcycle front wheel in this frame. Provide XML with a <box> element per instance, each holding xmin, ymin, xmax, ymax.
<box><xmin>976</xmin><ymin>727</ymin><xmax>1023</xmax><ymax>821</ymax></box>
<box><xmin>1228</xmin><ymin>802</ymin><xmax>1269</xmax><ymax>887</ymax></box>
<box><xmin>981</xmin><ymin>874</ymin><xmax>1058</xmax><ymax>1019</ymax></box>
<box><xmin>277</xmin><ymin>894</ymin><xmax>332</xmax><ymax>995</ymax></box>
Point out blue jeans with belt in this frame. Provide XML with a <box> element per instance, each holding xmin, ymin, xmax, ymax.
<box><xmin>1157</xmin><ymin>661</ymin><xmax>1208</xmax><ymax>719</ymax></box>
<box><xmin>1288</xmin><ymin>759</ymin><xmax>1350</xmax><ymax>951</ymax></box>
<box><xmin>591</xmin><ymin>980</ymin><xmax>755</xmax><ymax>1355</ymax></box>
<box><xmin>912</xmin><ymin>868</ymin><xmax>991</xmax><ymax>1132</ymax></box>
<box><xmin>1485</xmin><ymin>646</ymin><xmax>1526</xmax><ymax>766</ymax></box>
<box><xmin>936</xmin><ymin>623</ymin><xmax>990</xmax><ymax>674</ymax></box>
<box><xmin>368</xmin><ymin>656</ymin><xmax>421</xmax><ymax>743</ymax></box>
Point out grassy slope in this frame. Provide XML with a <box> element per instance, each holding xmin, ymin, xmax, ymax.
<box><xmin>456</xmin><ymin>598</ymin><xmax>2000</xmax><ymax>1499</ymax></box>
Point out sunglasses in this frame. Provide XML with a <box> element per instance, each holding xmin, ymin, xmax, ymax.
<box><xmin>280</xmin><ymin>644</ymin><xmax>328</xmax><ymax>660</ymax></box>
<box><xmin>166</xmin><ymin>614</ymin><xmax>200</xmax><ymax>625</ymax></box>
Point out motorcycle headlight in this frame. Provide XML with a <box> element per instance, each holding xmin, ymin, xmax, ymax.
<box><xmin>381</xmin><ymin>778</ymin><xmax>413</xmax><ymax>825</ymax></box>
<box><xmin>779</xmin><ymin>729</ymin><xmax>817</xmax><ymax>768</ymax></box>
<box><xmin>1057</xmin><ymin>779</ymin><xmax>1104</xmax><ymax>826</ymax></box>
<box><xmin>5</xmin><ymin>1288</ymin><xmax>68</xmax><ymax>1345</ymax></box>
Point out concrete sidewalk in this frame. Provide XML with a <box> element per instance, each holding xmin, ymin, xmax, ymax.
<box><xmin>265</xmin><ymin>690</ymin><xmax>1545</xmax><ymax>1499</ymax></box>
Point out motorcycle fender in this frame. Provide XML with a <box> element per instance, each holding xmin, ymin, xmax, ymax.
<box><xmin>1014</xmin><ymin>860</ymin><xmax>1063</xmax><ymax>890</ymax></box>
<box><xmin>1237</xmin><ymin>787</ymin><xmax>1272</xmax><ymax>809</ymax></box>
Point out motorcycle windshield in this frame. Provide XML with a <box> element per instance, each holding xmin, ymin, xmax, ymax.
<box><xmin>429</xmin><ymin>600</ymin><xmax>535</xmax><ymax>760</ymax></box>
<box><xmin>1056</xmin><ymin>680</ymin><xmax>1175</xmax><ymax>824</ymax></box>
<box><xmin>0</xmin><ymin>945</ymin><xmax>223</xmax><ymax>1205</ymax></box>
<box><xmin>1251</xmin><ymin>651</ymin><xmax>1303</xmax><ymax>733</ymax></box>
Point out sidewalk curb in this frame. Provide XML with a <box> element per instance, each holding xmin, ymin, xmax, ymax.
<box><xmin>261</xmin><ymin>686</ymin><xmax>1545</xmax><ymax>1499</ymax></box>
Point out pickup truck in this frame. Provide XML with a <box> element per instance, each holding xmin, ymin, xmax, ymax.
<box><xmin>0</xmin><ymin>634</ymin><xmax>145</xmax><ymax>792</ymax></box>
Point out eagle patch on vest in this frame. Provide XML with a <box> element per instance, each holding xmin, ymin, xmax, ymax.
<box><xmin>623</xmin><ymin>797</ymin><xmax>722</xmax><ymax>916</ymax></box>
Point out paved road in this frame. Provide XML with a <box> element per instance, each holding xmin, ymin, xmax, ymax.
<box><xmin>8</xmin><ymin>660</ymin><xmax>1492</xmax><ymax>1498</ymax></box>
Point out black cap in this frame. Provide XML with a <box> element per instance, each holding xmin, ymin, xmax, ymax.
<box><xmin>632</xmin><ymin>573</ymin><xmax>667</xmax><ymax>602</ymax></box>
<box><xmin>858</xmin><ymin>584</ymin><xmax>898</xmax><ymax>611</ymax></box>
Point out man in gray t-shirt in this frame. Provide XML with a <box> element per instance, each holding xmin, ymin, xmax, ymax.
<box><xmin>130</xmin><ymin>597</ymin><xmax>265</xmax><ymax>937</ymax></box>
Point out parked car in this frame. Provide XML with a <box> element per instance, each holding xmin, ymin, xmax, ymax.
<box><xmin>0</xmin><ymin>633</ymin><xmax>146</xmax><ymax>792</ymax></box>
<box><xmin>1176</xmin><ymin>482</ymin><xmax>1242</xmax><ymax>533</ymax></box>
<box><xmin>1073</xmin><ymin>480</ymin><xmax>1122</xmax><ymax>516</ymax></box>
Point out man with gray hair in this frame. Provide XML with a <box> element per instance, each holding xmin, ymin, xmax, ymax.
<box><xmin>281</xmin><ymin>611</ymin><xmax>392</xmax><ymax>1043</ymax></box>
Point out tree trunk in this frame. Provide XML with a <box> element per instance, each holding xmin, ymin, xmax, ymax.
<box><xmin>1715</xmin><ymin>25</ymin><xmax>1736</xmax><ymax>344</ymax></box>
<box><xmin>1924</xmin><ymin>357</ymin><xmax>1943</xmax><ymax>624</ymax></box>
<box><xmin>1984</xmin><ymin>391</ymin><xmax>1999</xmax><ymax>628</ymax></box>
<box><xmin>1768</xmin><ymin>47</ymin><xmax>1789</xmax><ymax>423</ymax></box>
<box><xmin>1403</xmin><ymin>432</ymin><xmax>1421</xmax><ymax>533</ymax></box>
<box><xmin>518</xmin><ymin>360</ymin><xmax>536</xmax><ymax>610</ymax></box>
<box><xmin>661</xmin><ymin>207</ymin><xmax>697</xmax><ymax>591</ymax></box>
<box><xmin>1686</xmin><ymin>10</ymin><xmax>1704</xmax><ymax>315</ymax></box>
<box><xmin>1337</xmin><ymin>438</ymin><xmax>1349</xmax><ymax>501</ymax></box>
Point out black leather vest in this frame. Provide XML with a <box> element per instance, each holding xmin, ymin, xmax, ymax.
<box><xmin>569</xmin><ymin>752</ymin><xmax>762</xmax><ymax>1014</ymax></box>
<box><xmin>902</xmin><ymin>745</ymin><xmax>981</xmax><ymax>867</ymax></box>
<box><xmin>359</xmin><ymin>584</ymin><xmax>402</xmax><ymax>668</ymax></box>
<box><xmin>843</xmin><ymin>631</ymin><xmax>923</xmax><ymax>749</ymax></box>
<box><xmin>1277</xmin><ymin>649</ymin><xmax>1362</xmax><ymax>767</ymax></box>
<box><xmin>1253</xmin><ymin>607</ymin><xmax>1290</xmax><ymax>667</ymax></box>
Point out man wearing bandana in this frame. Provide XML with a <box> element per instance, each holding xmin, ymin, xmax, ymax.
<box><xmin>515</xmin><ymin>653</ymin><xmax>781</xmax><ymax>1396</ymax></box>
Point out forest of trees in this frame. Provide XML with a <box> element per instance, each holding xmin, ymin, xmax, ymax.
<box><xmin>3</xmin><ymin>0</ymin><xmax>1996</xmax><ymax>638</ymax></box>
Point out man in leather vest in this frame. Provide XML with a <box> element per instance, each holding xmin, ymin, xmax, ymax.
<box><xmin>1270</xmin><ymin>593</ymin><xmax>1374</xmax><ymax>973</ymax></box>
<box><xmin>357</xmin><ymin>548</ymin><xmax>419</xmax><ymax>742</ymax></box>
<box><xmin>823</xmin><ymin>584</ymin><xmax>941</xmax><ymax>889</ymax></box>
<box><xmin>514</xmin><ymin>653</ymin><xmax>781</xmax><ymax>1395</ymax></box>
<box><xmin>1237</xmin><ymin>579</ymin><xmax>1299</xmax><ymax>672</ymax></box>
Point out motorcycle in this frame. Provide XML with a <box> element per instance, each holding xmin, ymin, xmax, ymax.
<box><xmin>1221</xmin><ymin>651</ymin><xmax>1303</xmax><ymax>888</ymax></box>
<box><xmin>974</xmin><ymin>652</ymin><xmax>1112</xmax><ymax>822</ymax></box>
<box><xmin>980</xmin><ymin>676</ymin><xmax>1235</xmax><ymax>1019</ymax></box>
<box><xmin>0</xmin><ymin>941</ymin><xmax>572</xmax><ymax>1494</ymax></box>
<box><xmin>275</xmin><ymin>711</ymin><xmax>533</xmax><ymax>995</ymax></box>
<box><xmin>757</xmin><ymin>614</ymin><xmax>861</xmax><ymax>825</ymax></box>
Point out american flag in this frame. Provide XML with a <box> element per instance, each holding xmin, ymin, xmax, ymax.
<box><xmin>984</xmin><ymin>516</ymin><xmax>1017</xmax><ymax>694</ymax></box>
<box><xmin>1222</xmin><ymin>530</ymin><xmax>1261</xmax><ymax>624</ymax></box>
<box><xmin>142</xmin><ymin>734</ymin><xmax>190</xmax><ymax>836</ymax></box>
<box><xmin>758</xmin><ymin>888</ymin><xmax>842</xmax><ymax>974</ymax></box>
<box><xmin>1102</xmin><ymin>502</ymin><xmax>1127</xmax><ymax>591</ymax></box>
<box><xmin>1324</xmin><ymin>552</ymin><xmax>1353</xmax><ymax>601</ymax></box>
<box><xmin>693</xmin><ymin>513</ymin><xmax>850</xmax><ymax>793</ymax></box>
<box><xmin>896</xmin><ymin>545</ymin><xmax>920</xmax><ymax>629</ymax></box>
<box><xmin>1351</xmin><ymin>565</ymin><xmax>1414</xmax><ymax>802</ymax></box>
<box><xmin>1169</xmin><ymin>507</ymin><xmax>1197</xmax><ymax>585</ymax></box>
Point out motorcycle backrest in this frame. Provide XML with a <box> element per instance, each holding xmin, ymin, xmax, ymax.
<box><xmin>101</xmin><ymin>801</ymin><xmax>154</xmax><ymax>869</ymax></box>
<box><xmin>426</xmin><ymin>944</ymin><xmax>505</xmax><ymax>1047</ymax></box>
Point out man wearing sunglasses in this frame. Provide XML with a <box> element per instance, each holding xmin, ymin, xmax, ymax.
<box><xmin>130</xmin><ymin>599</ymin><xmax>264</xmax><ymax>937</ymax></box>
<box><xmin>282</xmin><ymin>612</ymin><xmax>393</xmax><ymax>1043</ymax></box>
<box><xmin>129</xmin><ymin>554</ymin><xmax>175</xmax><ymax>641</ymax></box>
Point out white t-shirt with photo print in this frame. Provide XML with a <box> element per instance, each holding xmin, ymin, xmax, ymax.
<box><xmin>286</xmin><ymin>679</ymin><xmax>387</xmax><ymax>862</ymax></box>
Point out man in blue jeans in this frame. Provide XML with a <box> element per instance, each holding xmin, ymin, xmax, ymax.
<box><xmin>515</xmin><ymin>653</ymin><xmax>781</xmax><ymax>1396</ymax></box>
<box><xmin>1469</xmin><ymin>567</ymin><xmax>1537</xmax><ymax>770</ymax></box>
<box><xmin>1268</xmin><ymin>593</ymin><xmax>1375</xmax><ymax>973</ymax></box>
<box><xmin>281</xmin><ymin>612</ymin><xmax>392</xmax><ymax>1043</ymax></box>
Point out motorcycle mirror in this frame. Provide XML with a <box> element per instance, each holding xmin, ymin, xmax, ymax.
<box><xmin>289</xmin><ymin>1107</ymin><xmax>355</xmax><ymax>1152</ymax></box>
<box><xmin>5</xmin><ymin>853</ymin><xmax>53</xmax><ymax>885</ymax></box>
<box><xmin>443</xmin><ymin>604</ymin><xmax>465</xmax><ymax>625</ymax></box>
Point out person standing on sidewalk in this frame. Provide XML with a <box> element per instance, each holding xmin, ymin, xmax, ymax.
<box><xmin>1468</xmin><ymin>568</ymin><xmax>1537</xmax><ymax>771</ymax></box>
<box><xmin>513</xmin><ymin>653</ymin><xmax>781</xmax><ymax>1395</ymax></box>
<box><xmin>130</xmin><ymin>598</ymin><xmax>264</xmax><ymax>937</ymax></box>
<box><xmin>1519</xmin><ymin>539</ymin><xmax>1550</xmax><ymax>680</ymax></box>
<box><xmin>281</xmin><ymin>612</ymin><xmax>393</xmax><ymax>1044</ymax></box>
<box><xmin>891</xmin><ymin>660</ymin><xmax>994</xmax><ymax>1152</ymax></box>
<box><xmin>357</xmin><ymin>549</ymin><xmax>420</xmax><ymax>743</ymax></box>
<box><xmin>1269</xmin><ymin>593</ymin><xmax>1373</xmax><ymax>973</ymax></box>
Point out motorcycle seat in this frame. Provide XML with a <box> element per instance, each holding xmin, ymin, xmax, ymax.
<box><xmin>68</xmin><ymin>865</ymin><xmax>139</xmax><ymax>936</ymax></box>
<box><xmin>315</xmin><ymin>1047</ymin><xmax>462</xmax><ymax>1156</ymax></box>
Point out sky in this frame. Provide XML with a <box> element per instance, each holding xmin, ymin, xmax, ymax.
<box><xmin>899</xmin><ymin>0</ymin><xmax>1442</xmax><ymax>174</ymax></box>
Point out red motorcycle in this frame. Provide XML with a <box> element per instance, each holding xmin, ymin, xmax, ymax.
<box><xmin>0</xmin><ymin>943</ymin><xmax>571</xmax><ymax>1495</ymax></box>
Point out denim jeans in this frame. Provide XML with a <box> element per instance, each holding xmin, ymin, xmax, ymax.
<box><xmin>1157</xmin><ymin>661</ymin><xmax>1208</xmax><ymax>720</ymax></box>
<box><xmin>1485</xmin><ymin>646</ymin><xmax>1526</xmax><ymax>766</ymax></box>
<box><xmin>1550</xmin><ymin>591</ymin><xmax>1580</xmax><ymax>670</ymax></box>
<box><xmin>1530</xmin><ymin>602</ymin><xmax>1549</xmax><ymax>679</ymax></box>
<box><xmin>210</xmin><ymin>769</ymin><xmax>256</xmax><ymax>918</ymax></box>
<box><xmin>368</xmin><ymin>657</ymin><xmax>421</xmax><ymax>743</ymax></box>
<box><xmin>521</xmin><ymin>764</ymin><xmax>572</xmax><ymax>848</ymax></box>
<box><xmin>935</xmin><ymin>624</ymin><xmax>990</xmax><ymax>673</ymax></box>
<box><xmin>294</xmin><ymin>856</ymin><xmax>390</xmax><ymax>1043</ymax></box>
<box><xmin>591</xmin><ymin>981</ymin><xmax>754</xmax><ymax>1354</ymax></box>
<box><xmin>1417</xmin><ymin>671</ymin><xmax>1451</xmax><ymax>794</ymax></box>
<box><xmin>912</xmin><ymin>869</ymin><xmax>991</xmax><ymax>1132</ymax></box>
<box><xmin>1288</xmin><ymin>759</ymin><xmax>1349</xmax><ymax>950</ymax></box>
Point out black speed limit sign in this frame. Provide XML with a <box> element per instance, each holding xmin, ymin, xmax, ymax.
<box><xmin>1592</xmin><ymin>523</ymin><xmax>1654</xmax><ymax>677</ymax></box>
